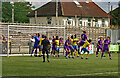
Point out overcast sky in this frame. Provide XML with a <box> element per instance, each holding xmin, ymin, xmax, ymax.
<box><xmin>25</xmin><ymin>0</ymin><xmax>119</xmax><ymax>13</ymax></box>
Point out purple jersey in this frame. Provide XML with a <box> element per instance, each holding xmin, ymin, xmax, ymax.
<box><xmin>52</xmin><ymin>39</ymin><xmax>56</xmax><ymax>47</ymax></box>
<box><xmin>104</xmin><ymin>40</ymin><xmax>110</xmax><ymax>48</ymax></box>
<box><xmin>65</xmin><ymin>39</ymin><xmax>71</xmax><ymax>46</ymax></box>
<box><xmin>81</xmin><ymin>34</ymin><xmax>87</xmax><ymax>41</ymax></box>
<box><xmin>38</xmin><ymin>37</ymin><xmax>40</xmax><ymax>40</ymax></box>
<box><xmin>60</xmin><ymin>40</ymin><xmax>63</xmax><ymax>43</ymax></box>
<box><xmin>97</xmin><ymin>40</ymin><xmax>103</xmax><ymax>48</ymax></box>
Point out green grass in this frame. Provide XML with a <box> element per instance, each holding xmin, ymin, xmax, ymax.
<box><xmin>2</xmin><ymin>53</ymin><xmax>119</xmax><ymax>77</ymax></box>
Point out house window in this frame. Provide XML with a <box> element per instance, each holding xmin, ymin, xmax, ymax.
<box><xmin>95</xmin><ymin>18</ymin><xmax>98</xmax><ymax>22</ymax></box>
<box><xmin>67</xmin><ymin>17</ymin><xmax>72</xmax><ymax>25</ymax></box>
<box><xmin>102</xmin><ymin>18</ymin><xmax>105</xmax><ymax>27</ymax></box>
<box><xmin>79</xmin><ymin>17</ymin><xmax>82</xmax><ymax>26</ymax></box>
<box><xmin>88</xmin><ymin>18</ymin><xmax>91</xmax><ymax>26</ymax></box>
<box><xmin>47</xmin><ymin>17</ymin><xmax>52</xmax><ymax>24</ymax></box>
<box><xmin>95</xmin><ymin>18</ymin><xmax>98</xmax><ymax>27</ymax></box>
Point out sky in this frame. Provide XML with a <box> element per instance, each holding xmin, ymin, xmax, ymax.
<box><xmin>25</xmin><ymin>0</ymin><xmax>119</xmax><ymax>13</ymax></box>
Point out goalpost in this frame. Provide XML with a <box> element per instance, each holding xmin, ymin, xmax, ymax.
<box><xmin>5</xmin><ymin>25</ymin><xmax>66</xmax><ymax>57</ymax></box>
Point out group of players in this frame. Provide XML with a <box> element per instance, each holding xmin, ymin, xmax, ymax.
<box><xmin>31</xmin><ymin>30</ymin><xmax>112</xmax><ymax>61</ymax></box>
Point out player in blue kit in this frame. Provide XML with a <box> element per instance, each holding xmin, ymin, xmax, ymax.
<box><xmin>31</xmin><ymin>33</ymin><xmax>40</xmax><ymax>56</ymax></box>
<box><xmin>52</xmin><ymin>36</ymin><xmax>56</xmax><ymax>57</ymax></box>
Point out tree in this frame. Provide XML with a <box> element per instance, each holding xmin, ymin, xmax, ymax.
<box><xmin>111</xmin><ymin>1</ymin><xmax>120</xmax><ymax>26</ymax></box>
<box><xmin>2</xmin><ymin>2</ymin><xmax>35</xmax><ymax>23</ymax></box>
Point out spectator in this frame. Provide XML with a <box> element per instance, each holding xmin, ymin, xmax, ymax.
<box><xmin>117</xmin><ymin>38</ymin><xmax>120</xmax><ymax>44</ymax></box>
<box><xmin>1</xmin><ymin>35</ymin><xmax>7</xmax><ymax>53</ymax></box>
<box><xmin>60</xmin><ymin>38</ymin><xmax>63</xmax><ymax>44</ymax></box>
<box><xmin>49</xmin><ymin>37</ymin><xmax>52</xmax><ymax>53</ymax></box>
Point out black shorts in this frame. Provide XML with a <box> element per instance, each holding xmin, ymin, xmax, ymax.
<box><xmin>42</xmin><ymin>49</ymin><xmax>49</xmax><ymax>54</ymax></box>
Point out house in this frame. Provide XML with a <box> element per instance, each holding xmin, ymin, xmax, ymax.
<box><xmin>27</xmin><ymin>0</ymin><xmax>110</xmax><ymax>27</ymax></box>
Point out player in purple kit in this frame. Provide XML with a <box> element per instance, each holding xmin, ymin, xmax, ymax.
<box><xmin>78</xmin><ymin>31</ymin><xmax>88</xmax><ymax>54</ymax></box>
<box><xmin>101</xmin><ymin>36</ymin><xmax>112</xmax><ymax>60</ymax></box>
<box><xmin>96</xmin><ymin>37</ymin><xmax>104</xmax><ymax>57</ymax></box>
<box><xmin>64</xmin><ymin>37</ymin><xmax>71</xmax><ymax>59</ymax></box>
<box><xmin>52</xmin><ymin>36</ymin><xmax>56</xmax><ymax>57</ymax></box>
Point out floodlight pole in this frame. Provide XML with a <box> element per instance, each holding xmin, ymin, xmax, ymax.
<box><xmin>56</xmin><ymin>0</ymin><xmax>58</xmax><ymax>25</ymax></box>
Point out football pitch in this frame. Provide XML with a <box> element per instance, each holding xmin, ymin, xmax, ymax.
<box><xmin>1</xmin><ymin>53</ymin><xmax>119</xmax><ymax>77</ymax></box>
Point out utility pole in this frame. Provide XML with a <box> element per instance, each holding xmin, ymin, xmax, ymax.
<box><xmin>10</xmin><ymin>1</ymin><xmax>14</xmax><ymax>23</ymax></box>
<box><xmin>110</xmin><ymin>5</ymin><xmax>113</xmax><ymax>26</ymax></box>
<box><xmin>35</xmin><ymin>11</ymin><xmax>37</xmax><ymax>24</ymax></box>
<box><xmin>12</xmin><ymin>8</ymin><xmax>14</xmax><ymax>23</ymax></box>
<box><xmin>108</xmin><ymin>2</ymin><xmax>110</xmax><ymax>27</ymax></box>
<box><xmin>56</xmin><ymin>0</ymin><xmax>58</xmax><ymax>25</ymax></box>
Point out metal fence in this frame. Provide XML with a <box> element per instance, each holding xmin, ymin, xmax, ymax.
<box><xmin>106</xmin><ymin>29</ymin><xmax>120</xmax><ymax>43</ymax></box>
<box><xmin>0</xmin><ymin>23</ymin><xmax>107</xmax><ymax>56</ymax></box>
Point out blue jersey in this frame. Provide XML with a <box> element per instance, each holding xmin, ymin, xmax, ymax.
<box><xmin>52</xmin><ymin>39</ymin><xmax>56</xmax><ymax>47</ymax></box>
<box><xmin>32</xmin><ymin>36</ymin><xmax>40</xmax><ymax>45</ymax></box>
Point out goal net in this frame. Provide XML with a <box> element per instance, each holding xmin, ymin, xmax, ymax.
<box><xmin>0</xmin><ymin>25</ymin><xmax>65</xmax><ymax>57</ymax></box>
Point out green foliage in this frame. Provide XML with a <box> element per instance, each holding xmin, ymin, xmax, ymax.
<box><xmin>2</xmin><ymin>2</ymin><xmax>34</xmax><ymax>23</ymax></box>
<box><xmin>111</xmin><ymin>2</ymin><xmax>120</xmax><ymax>26</ymax></box>
<box><xmin>2</xmin><ymin>2</ymin><xmax>12</xmax><ymax>22</ymax></box>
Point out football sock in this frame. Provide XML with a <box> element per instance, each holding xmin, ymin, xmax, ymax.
<box><xmin>68</xmin><ymin>52</ymin><xmax>71</xmax><ymax>57</ymax></box>
<box><xmin>35</xmin><ymin>50</ymin><xmax>37</xmax><ymax>55</ymax></box>
<box><xmin>72</xmin><ymin>52</ymin><xmax>75</xmax><ymax>57</ymax></box>
<box><xmin>109</xmin><ymin>52</ymin><xmax>111</xmax><ymax>58</ymax></box>
<box><xmin>101</xmin><ymin>53</ymin><xmax>104</xmax><ymax>58</ymax></box>
<box><xmin>66</xmin><ymin>51</ymin><xmax>68</xmax><ymax>57</ymax></box>
<box><xmin>43</xmin><ymin>54</ymin><xmax>45</xmax><ymax>61</ymax></box>
<box><xmin>96</xmin><ymin>51</ymin><xmax>98</xmax><ymax>55</ymax></box>
<box><xmin>47</xmin><ymin>53</ymin><xmax>49</xmax><ymax>59</ymax></box>
<box><xmin>31</xmin><ymin>50</ymin><xmax>34</xmax><ymax>54</ymax></box>
<box><xmin>39</xmin><ymin>51</ymin><xmax>42</xmax><ymax>56</ymax></box>
<box><xmin>76</xmin><ymin>51</ymin><xmax>78</xmax><ymax>56</ymax></box>
<box><xmin>82</xmin><ymin>53</ymin><xmax>85</xmax><ymax>57</ymax></box>
<box><xmin>78</xmin><ymin>49</ymin><xmax>80</xmax><ymax>54</ymax></box>
<box><xmin>87</xmin><ymin>54</ymin><xmax>89</xmax><ymax>57</ymax></box>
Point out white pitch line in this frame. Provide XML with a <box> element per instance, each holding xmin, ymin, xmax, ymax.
<box><xmin>67</xmin><ymin>72</ymin><xmax>120</xmax><ymax>76</ymax></box>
